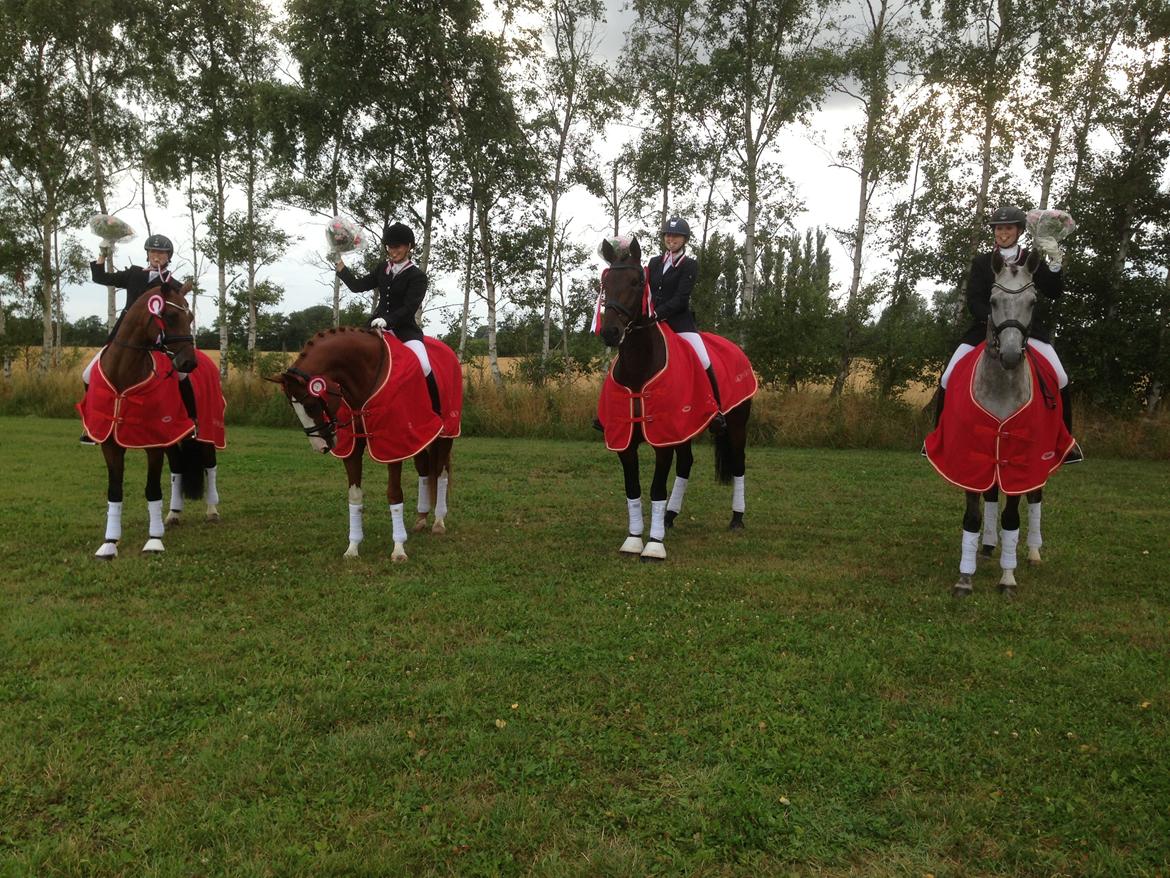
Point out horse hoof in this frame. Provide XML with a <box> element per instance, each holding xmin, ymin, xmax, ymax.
<box><xmin>412</xmin><ymin>515</ymin><xmax>429</xmax><ymax>533</ymax></box>
<box><xmin>619</xmin><ymin>536</ymin><xmax>644</xmax><ymax>555</ymax></box>
<box><xmin>728</xmin><ymin>514</ymin><xmax>745</xmax><ymax>531</ymax></box>
<box><xmin>998</xmin><ymin>584</ymin><xmax>1017</xmax><ymax>599</ymax></box>
<box><xmin>165</xmin><ymin>511</ymin><xmax>181</xmax><ymax>526</ymax></box>
<box><xmin>343</xmin><ymin>543</ymin><xmax>360</xmax><ymax>559</ymax></box>
<box><xmin>94</xmin><ymin>541</ymin><xmax>118</xmax><ymax>560</ymax></box>
<box><xmin>142</xmin><ymin>538</ymin><xmax>165</xmax><ymax>554</ymax></box>
<box><xmin>1028</xmin><ymin>548</ymin><xmax>1042</xmax><ymax>565</ymax></box>
<box><xmin>980</xmin><ymin>545</ymin><xmax>995</xmax><ymax>559</ymax></box>
<box><xmin>205</xmin><ymin>511</ymin><xmax>220</xmax><ymax>524</ymax></box>
<box><xmin>952</xmin><ymin>584</ymin><xmax>973</xmax><ymax>598</ymax></box>
<box><xmin>431</xmin><ymin>520</ymin><xmax>446</xmax><ymax>535</ymax></box>
<box><xmin>664</xmin><ymin>510</ymin><xmax>678</xmax><ymax>529</ymax></box>
<box><xmin>639</xmin><ymin>540</ymin><xmax>666</xmax><ymax>562</ymax></box>
<box><xmin>391</xmin><ymin>543</ymin><xmax>408</xmax><ymax>563</ymax></box>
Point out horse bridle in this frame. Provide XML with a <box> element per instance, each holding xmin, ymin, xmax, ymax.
<box><xmin>601</xmin><ymin>263</ymin><xmax>651</xmax><ymax>345</ymax></box>
<box><xmin>113</xmin><ymin>294</ymin><xmax>196</xmax><ymax>375</ymax></box>
<box><xmin>280</xmin><ymin>335</ymin><xmax>387</xmax><ymax>448</ymax></box>
<box><xmin>988</xmin><ymin>280</ymin><xmax>1035</xmax><ymax>351</ymax></box>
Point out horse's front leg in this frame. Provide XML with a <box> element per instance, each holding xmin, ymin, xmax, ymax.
<box><xmin>954</xmin><ymin>491</ymin><xmax>981</xmax><ymax>596</ymax></box>
<box><xmin>204</xmin><ymin>445</ymin><xmax>220</xmax><ymax>523</ymax></box>
<box><xmin>142</xmin><ymin>447</ymin><xmax>167</xmax><ymax>554</ymax></box>
<box><xmin>617</xmin><ymin>445</ymin><xmax>645</xmax><ymax>556</ymax></box>
<box><xmin>429</xmin><ymin>438</ymin><xmax>453</xmax><ymax>535</ymax></box>
<box><xmin>664</xmin><ymin>441</ymin><xmax>693</xmax><ymax>529</ymax></box>
<box><xmin>997</xmin><ymin>493</ymin><xmax>1023</xmax><ymax>598</ymax></box>
<box><xmin>96</xmin><ymin>441</ymin><xmax>127</xmax><ymax>559</ymax></box>
<box><xmin>342</xmin><ymin>440</ymin><xmax>364</xmax><ymax>559</ymax></box>
<box><xmin>165</xmin><ymin>442</ymin><xmax>183</xmax><ymax>527</ymax></box>
<box><xmin>386</xmin><ymin>460</ymin><xmax>408</xmax><ymax>562</ymax></box>
<box><xmin>980</xmin><ymin>486</ymin><xmax>999</xmax><ymax>559</ymax></box>
<box><xmin>411</xmin><ymin>450</ymin><xmax>431</xmax><ymax>533</ymax></box>
<box><xmin>1025</xmin><ymin>488</ymin><xmax>1043</xmax><ymax>564</ymax></box>
<box><xmin>639</xmin><ymin>445</ymin><xmax>674</xmax><ymax>562</ymax></box>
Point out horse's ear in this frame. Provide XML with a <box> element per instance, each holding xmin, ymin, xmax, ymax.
<box><xmin>991</xmin><ymin>250</ymin><xmax>1004</xmax><ymax>274</ymax></box>
<box><xmin>630</xmin><ymin>236</ymin><xmax>641</xmax><ymax>262</ymax></box>
<box><xmin>262</xmin><ymin>374</ymin><xmax>285</xmax><ymax>385</ymax></box>
<box><xmin>599</xmin><ymin>238</ymin><xmax>616</xmax><ymax>265</ymax></box>
<box><xmin>180</xmin><ymin>279</ymin><xmax>194</xmax><ymax>295</ymax></box>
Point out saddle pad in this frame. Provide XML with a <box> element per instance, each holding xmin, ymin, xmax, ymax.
<box><xmin>925</xmin><ymin>343</ymin><xmax>1075</xmax><ymax>494</ymax></box>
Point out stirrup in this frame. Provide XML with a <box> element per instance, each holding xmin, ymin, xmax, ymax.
<box><xmin>1063</xmin><ymin>442</ymin><xmax>1084</xmax><ymax>465</ymax></box>
<box><xmin>79</xmin><ymin>433</ymin><xmax>96</xmax><ymax>445</ymax></box>
<box><xmin>592</xmin><ymin>417</ymin><xmax>604</xmax><ymax>433</ymax></box>
<box><xmin>708</xmin><ymin>412</ymin><xmax>727</xmax><ymax>434</ymax></box>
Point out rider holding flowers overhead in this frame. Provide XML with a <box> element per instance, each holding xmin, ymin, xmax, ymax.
<box><xmin>335</xmin><ymin>221</ymin><xmax>441</xmax><ymax>417</ymax></box>
<box><xmin>935</xmin><ymin>205</ymin><xmax>1081</xmax><ymax>463</ymax></box>
<box><xmin>650</xmin><ymin>217</ymin><xmax>725</xmax><ymax>433</ymax></box>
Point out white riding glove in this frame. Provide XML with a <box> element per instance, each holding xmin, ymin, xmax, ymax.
<box><xmin>371</xmin><ymin>317</ymin><xmax>387</xmax><ymax>329</ymax></box>
<box><xmin>1035</xmin><ymin>235</ymin><xmax>1064</xmax><ymax>269</ymax></box>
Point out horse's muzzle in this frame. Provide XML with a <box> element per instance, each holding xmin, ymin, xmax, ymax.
<box><xmin>600</xmin><ymin>326</ymin><xmax>620</xmax><ymax>347</ymax></box>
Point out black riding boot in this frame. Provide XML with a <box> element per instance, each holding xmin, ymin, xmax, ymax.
<box><xmin>1061</xmin><ymin>386</ymin><xmax>1084</xmax><ymax>464</ymax></box>
<box><xmin>706</xmin><ymin>367</ymin><xmax>726</xmax><ymax>433</ymax></box>
<box><xmin>80</xmin><ymin>382</ymin><xmax>96</xmax><ymax>444</ymax></box>
<box><xmin>426</xmin><ymin>372</ymin><xmax>442</xmax><ymax>417</ymax></box>
<box><xmin>921</xmin><ymin>385</ymin><xmax>945</xmax><ymax>456</ymax></box>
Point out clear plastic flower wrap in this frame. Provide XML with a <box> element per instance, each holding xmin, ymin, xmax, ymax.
<box><xmin>88</xmin><ymin>214</ymin><xmax>136</xmax><ymax>245</ymax></box>
<box><xmin>324</xmin><ymin>216</ymin><xmax>363</xmax><ymax>262</ymax></box>
<box><xmin>1026</xmin><ymin>208</ymin><xmax>1076</xmax><ymax>242</ymax></box>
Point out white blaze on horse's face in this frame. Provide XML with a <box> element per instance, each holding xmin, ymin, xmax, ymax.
<box><xmin>291</xmin><ymin>399</ymin><xmax>330</xmax><ymax>453</ymax></box>
<box><xmin>989</xmin><ymin>284</ymin><xmax>1036</xmax><ymax>370</ymax></box>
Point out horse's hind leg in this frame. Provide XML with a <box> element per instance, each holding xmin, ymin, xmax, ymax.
<box><xmin>1025</xmin><ymin>488</ymin><xmax>1043</xmax><ymax>564</ymax></box>
<box><xmin>430</xmin><ymin>439</ymin><xmax>453</xmax><ymax>535</ymax></box>
<box><xmin>411</xmin><ymin>450</ymin><xmax>431</xmax><ymax>533</ymax></box>
<box><xmin>997</xmin><ymin>493</ymin><xmax>1023</xmax><ymax>597</ymax></box>
<box><xmin>96</xmin><ymin>442</ymin><xmax>127</xmax><ymax>559</ymax></box>
<box><xmin>954</xmin><ymin>491</ymin><xmax>981</xmax><ymax>596</ymax></box>
<box><xmin>980</xmin><ymin>485</ymin><xmax>999</xmax><ymax>558</ymax></box>
<box><xmin>720</xmin><ymin>400</ymin><xmax>750</xmax><ymax>530</ymax></box>
<box><xmin>142</xmin><ymin>447</ymin><xmax>167</xmax><ymax>554</ymax></box>
<box><xmin>387</xmin><ymin>461</ymin><xmax>408</xmax><ymax>562</ymax></box>
<box><xmin>664</xmin><ymin>441</ymin><xmax>693</xmax><ymax>529</ymax></box>
<box><xmin>203</xmin><ymin>445</ymin><xmax>219</xmax><ymax>522</ymax></box>
<box><xmin>165</xmin><ymin>443</ymin><xmax>183</xmax><ymax>526</ymax></box>
<box><xmin>343</xmin><ymin>443</ymin><xmax>365</xmax><ymax>559</ymax></box>
<box><xmin>617</xmin><ymin>445</ymin><xmax>645</xmax><ymax>556</ymax></box>
<box><xmin>640</xmin><ymin>446</ymin><xmax>673</xmax><ymax>562</ymax></box>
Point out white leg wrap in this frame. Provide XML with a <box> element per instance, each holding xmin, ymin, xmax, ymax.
<box><xmin>982</xmin><ymin>499</ymin><xmax>999</xmax><ymax>546</ymax></box>
<box><xmin>104</xmin><ymin>501</ymin><xmax>123</xmax><ymax>542</ymax></box>
<box><xmin>435</xmin><ymin>474</ymin><xmax>448</xmax><ymax>519</ymax></box>
<box><xmin>626</xmin><ymin>497</ymin><xmax>644</xmax><ymax>535</ymax></box>
<box><xmin>389</xmin><ymin>503</ymin><xmax>408</xmax><ymax>544</ymax></box>
<box><xmin>205</xmin><ymin>466</ymin><xmax>219</xmax><ymax>505</ymax></box>
<box><xmin>416</xmin><ymin>476</ymin><xmax>432</xmax><ymax>514</ymax></box>
<box><xmin>169</xmin><ymin>474</ymin><xmax>184</xmax><ymax>512</ymax></box>
<box><xmin>960</xmin><ymin>530</ymin><xmax>979</xmax><ymax>576</ymax></box>
<box><xmin>147</xmin><ymin>499</ymin><xmax>165</xmax><ymax>538</ymax></box>
<box><xmin>999</xmin><ymin>528</ymin><xmax>1020</xmax><ymax>571</ymax></box>
<box><xmin>667</xmin><ymin>477</ymin><xmax>688</xmax><ymax>514</ymax></box>
<box><xmin>649</xmin><ymin>499</ymin><xmax>667</xmax><ymax>541</ymax></box>
<box><xmin>348</xmin><ymin>502</ymin><xmax>364</xmax><ymax>544</ymax></box>
<box><xmin>1027</xmin><ymin>501</ymin><xmax>1043</xmax><ymax>549</ymax></box>
<box><xmin>732</xmin><ymin>476</ymin><xmax>745</xmax><ymax>514</ymax></box>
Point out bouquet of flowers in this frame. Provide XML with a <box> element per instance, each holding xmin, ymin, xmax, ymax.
<box><xmin>324</xmin><ymin>216</ymin><xmax>363</xmax><ymax>262</ymax></box>
<box><xmin>1026</xmin><ymin>208</ymin><xmax>1076</xmax><ymax>242</ymax></box>
<box><xmin>88</xmin><ymin>213</ymin><xmax>136</xmax><ymax>245</ymax></box>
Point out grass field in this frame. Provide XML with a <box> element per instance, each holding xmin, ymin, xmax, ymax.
<box><xmin>1</xmin><ymin>416</ymin><xmax>1168</xmax><ymax>876</ymax></box>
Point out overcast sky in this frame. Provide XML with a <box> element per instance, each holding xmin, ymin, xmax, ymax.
<box><xmin>61</xmin><ymin>1</ymin><xmax>876</xmax><ymax>330</ymax></box>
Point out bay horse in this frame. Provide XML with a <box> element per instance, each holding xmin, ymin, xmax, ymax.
<box><xmin>271</xmin><ymin>328</ymin><xmax>457</xmax><ymax>562</ymax></box>
<box><xmin>925</xmin><ymin>250</ymin><xmax>1075</xmax><ymax>597</ymax></box>
<box><xmin>78</xmin><ymin>281</ymin><xmax>209</xmax><ymax>558</ymax></box>
<box><xmin>597</xmin><ymin>236</ymin><xmax>754</xmax><ymax>562</ymax></box>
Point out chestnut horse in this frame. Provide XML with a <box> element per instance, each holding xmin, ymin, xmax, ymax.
<box><xmin>272</xmin><ymin>328</ymin><xmax>455</xmax><ymax>562</ymax></box>
<box><xmin>597</xmin><ymin>236</ymin><xmax>753</xmax><ymax>562</ymax></box>
<box><xmin>80</xmin><ymin>282</ymin><xmax>210</xmax><ymax>558</ymax></box>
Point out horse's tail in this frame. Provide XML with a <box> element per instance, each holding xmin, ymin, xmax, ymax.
<box><xmin>178</xmin><ymin>436</ymin><xmax>205</xmax><ymax>500</ymax></box>
<box><xmin>713</xmin><ymin>429</ymin><xmax>734</xmax><ymax>485</ymax></box>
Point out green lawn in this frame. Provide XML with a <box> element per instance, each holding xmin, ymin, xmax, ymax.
<box><xmin>1</xmin><ymin>416</ymin><xmax>1167</xmax><ymax>877</ymax></box>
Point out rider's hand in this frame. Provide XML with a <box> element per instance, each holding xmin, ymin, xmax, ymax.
<box><xmin>371</xmin><ymin>317</ymin><xmax>387</xmax><ymax>330</ymax></box>
<box><xmin>98</xmin><ymin>244</ymin><xmax>111</xmax><ymax>259</ymax></box>
<box><xmin>1036</xmin><ymin>235</ymin><xmax>1064</xmax><ymax>267</ymax></box>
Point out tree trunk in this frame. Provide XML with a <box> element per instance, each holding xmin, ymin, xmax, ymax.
<box><xmin>39</xmin><ymin>206</ymin><xmax>54</xmax><ymax>372</ymax></box>
<box><xmin>215</xmin><ymin>164</ymin><xmax>229</xmax><ymax>379</ymax></box>
<box><xmin>1038</xmin><ymin>117</ymin><xmax>1061</xmax><ymax>209</ymax></box>
<box><xmin>246</xmin><ymin>163</ymin><xmax>258</xmax><ymax>363</ymax></box>
<box><xmin>459</xmin><ymin>199</ymin><xmax>475</xmax><ymax>365</ymax></box>
<box><xmin>476</xmin><ymin>200</ymin><xmax>503</xmax><ymax>386</ymax></box>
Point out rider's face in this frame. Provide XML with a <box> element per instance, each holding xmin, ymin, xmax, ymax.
<box><xmin>993</xmin><ymin>224</ymin><xmax>1021</xmax><ymax>249</ymax></box>
<box><xmin>663</xmin><ymin>234</ymin><xmax>687</xmax><ymax>253</ymax></box>
<box><xmin>386</xmin><ymin>243</ymin><xmax>411</xmax><ymax>264</ymax></box>
<box><xmin>146</xmin><ymin>249</ymin><xmax>170</xmax><ymax>268</ymax></box>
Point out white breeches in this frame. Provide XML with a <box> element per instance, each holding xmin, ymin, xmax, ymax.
<box><xmin>404</xmin><ymin>339</ymin><xmax>432</xmax><ymax>376</ymax></box>
<box><xmin>941</xmin><ymin>340</ymin><xmax>1068</xmax><ymax>389</ymax></box>
<box><xmin>82</xmin><ymin>351</ymin><xmax>101</xmax><ymax>384</ymax></box>
<box><xmin>677</xmin><ymin>332</ymin><xmax>711</xmax><ymax>370</ymax></box>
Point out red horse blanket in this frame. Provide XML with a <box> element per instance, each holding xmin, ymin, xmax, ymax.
<box><xmin>78</xmin><ymin>351</ymin><xmax>194</xmax><ymax>448</ymax></box>
<box><xmin>598</xmin><ymin>325</ymin><xmax>758</xmax><ymax>452</ymax></box>
<box><xmin>925</xmin><ymin>343</ymin><xmax>1075</xmax><ymax>494</ymax></box>
<box><xmin>188</xmin><ymin>350</ymin><xmax>227</xmax><ymax>449</ymax></box>
<box><xmin>331</xmin><ymin>333</ymin><xmax>462</xmax><ymax>463</ymax></box>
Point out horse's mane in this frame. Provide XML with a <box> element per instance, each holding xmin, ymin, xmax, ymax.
<box><xmin>293</xmin><ymin>326</ymin><xmax>377</xmax><ymax>364</ymax></box>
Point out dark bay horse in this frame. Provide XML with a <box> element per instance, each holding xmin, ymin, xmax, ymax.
<box><xmin>597</xmin><ymin>236</ymin><xmax>753</xmax><ymax>562</ymax></box>
<box><xmin>926</xmin><ymin>250</ymin><xmax>1074</xmax><ymax>597</ymax></box>
<box><xmin>80</xmin><ymin>282</ymin><xmax>208</xmax><ymax>558</ymax></box>
<box><xmin>272</xmin><ymin>328</ymin><xmax>456</xmax><ymax>562</ymax></box>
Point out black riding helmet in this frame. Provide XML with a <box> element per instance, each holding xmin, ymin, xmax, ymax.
<box><xmin>661</xmin><ymin>217</ymin><xmax>692</xmax><ymax>238</ymax></box>
<box><xmin>382</xmin><ymin>222</ymin><xmax>415</xmax><ymax>248</ymax></box>
<box><xmin>988</xmin><ymin>206</ymin><xmax>1027</xmax><ymax>229</ymax></box>
<box><xmin>144</xmin><ymin>234</ymin><xmax>174</xmax><ymax>256</ymax></box>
